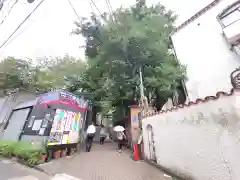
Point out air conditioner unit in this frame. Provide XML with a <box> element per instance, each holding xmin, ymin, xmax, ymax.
<box><xmin>223</xmin><ymin>20</ymin><xmax>240</xmax><ymax>45</ymax></box>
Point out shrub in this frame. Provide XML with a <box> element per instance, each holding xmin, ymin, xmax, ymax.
<box><xmin>0</xmin><ymin>140</ymin><xmax>46</xmax><ymax>166</ymax></box>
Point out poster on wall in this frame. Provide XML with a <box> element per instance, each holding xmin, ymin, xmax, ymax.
<box><xmin>47</xmin><ymin>109</ymin><xmax>82</xmax><ymax>146</ymax></box>
<box><xmin>28</xmin><ymin>116</ymin><xmax>35</xmax><ymax>128</ymax></box>
<box><xmin>130</xmin><ymin>107</ymin><xmax>141</xmax><ymax>143</ymax></box>
<box><xmin>39</xmin><ymin>128</ymin><xmax>45</xmax><ymax>135</ymax></box>
<box><xmin>32</xmin><ymin>119</ymin><xmax>43</xmax><ymax>131</ymax></box>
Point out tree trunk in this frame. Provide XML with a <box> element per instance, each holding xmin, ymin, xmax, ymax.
<box><xmin>155</xmin><ymin>89</ymin><xmax>168</xmax><ymax>111</ymax></box>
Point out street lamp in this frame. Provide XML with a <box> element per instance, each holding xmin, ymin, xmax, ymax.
<box><xmin>27</xmin><ymin>0</ymin><xmax>35</xmax><ymax>3</ymax></box>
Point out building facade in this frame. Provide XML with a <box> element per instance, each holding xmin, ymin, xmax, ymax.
<box><xmin>171</xmin><ymin>0</ymin><xmax>240</xmax><ymax>102</ymax></box>
<box><xmin>0</xmin><ymin>92</ymin><xmax>37</xmax><ymax>137</ymax></box>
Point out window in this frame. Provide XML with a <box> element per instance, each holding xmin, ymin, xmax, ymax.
<box><xmin>219</xmin><ymin>2</ymin><xmax>240</xmax><ymax>27</ymax></box>
<box><xmin>221</xmin><ymin>9</ymin><xmax>240</xmax><ymax>27</ymax></box>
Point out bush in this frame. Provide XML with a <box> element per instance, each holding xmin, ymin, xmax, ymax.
<box><xmin>0</xmin><ymin>140</ymin><xmax>46</xmax><ymax>166</ymax></box>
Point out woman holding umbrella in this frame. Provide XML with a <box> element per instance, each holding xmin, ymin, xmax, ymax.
<box><xmin>114</xmin><ymin>125</ymin><xmax>126</xmax><ymax>153</ymax></box>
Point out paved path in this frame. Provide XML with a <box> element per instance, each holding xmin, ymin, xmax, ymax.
<box><xmin>0</xmin><ymin>159</ymin><xmax>81</xmax><ymax>180</ymax></box>
<box><xmin>38</xmin><ymin>143</ymin><xmax>177</xmax><ymax>180</ymax></box>
<box><xmin>0</xmin><ymin>159</ymin><xmax>50</xmax><ymax>180</ymax></box>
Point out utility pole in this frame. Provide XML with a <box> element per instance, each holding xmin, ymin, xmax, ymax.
<box><xmin>139</xmin><ymin>67</ymin><xmax>144</xmax><ymax>106</ymax></box>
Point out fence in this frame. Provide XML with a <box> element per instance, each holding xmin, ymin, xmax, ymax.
<box><xmin>142</xmin><ymin>89</ymin><xmax>240</xmax><ymax>180</ymax></box>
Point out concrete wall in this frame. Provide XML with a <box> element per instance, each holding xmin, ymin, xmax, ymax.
<box><xmin>142</xmin><ymin>89</ymin><xmax>240</xmax><ymax>180</ymax></box>
<box><xmin>171</xmin><ymin>0</ymin><xmax>240</xmax><ymax>102</ymax></box>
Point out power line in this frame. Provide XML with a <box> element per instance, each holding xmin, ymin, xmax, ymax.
<box><xmin>67</xmin><ymin>0</ymin><xmax>82</xmax><ymax>24</ymax></box>
<box><xmin>89</xmin><ymin>0</ymin><xmax>102</xmax><ymax>16</ymax></box>
<box><xmin>106</xmin><ymin>0</ymin><xmax>113</xmax><ymax>13</ymax></box>
<box><xmin>0</xmin><ymin>0</ymin><xmax>46</xmax><ymax>50</ymax></box>
<box><xmin>89</xmin><ymin>0</ymin><xmax>94</xmax><ymax>14</ymax></box>
<box><xmin>105</xmin><ymin>0</ymin><xmax>112</xmax><ymax>22</ymax></box>
<box><xmin>0</xmin><ymin>0</ymin><xmax>4</xmax><ymax>12</ymax></box>
<box><xmin>0</xmin><ymin>0</ymin><xmax>19</xmax><ymax>27</ymax></box>
<box><xmin>106</xmin><ymin>0</ymin><xmax>114</xmax><ymax>20</ymax></box>
<box><xmin>0</xmin><ymin>17</ymin><xmax>38</xmax><ymax>53</ymax></box>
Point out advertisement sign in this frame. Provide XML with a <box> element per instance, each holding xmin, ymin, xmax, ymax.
<box><xmin>130</xmin><ymin>107</ymin><xmax>141</xmax><ymax>143</ymax></box>
<box><xmin>37</xmin><ymin>92</ymin><xmax>59</xmax><ymax>104</ymax></box>
<box><xmin>47</xmin><ymin>109</ymin><xmax>82</xmax><ymax>146</ymax></box>
<box><xmin>59</xmin><ymin>92</ymin><xmax>88</xmax><ymax>109</ymax></box>
<box><xmin>36</xmin><ymin>91</ymin><xmax>89</xmax><ymax>110</ymax></box>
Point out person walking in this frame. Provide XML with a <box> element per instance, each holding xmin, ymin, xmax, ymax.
<box><xmin>116</xmin><ymin>131</ymin><xmax>126</xmax><ymax>153</ymax></box>
<box><xmin>99</xmin><ymin>124</ymin><xmax>107</xmax><ymax>145</ymax></box>
<box><xmin>85</xmin><ymin>123</ymin><xmax>96</xmax><ymax>152</ymax></box>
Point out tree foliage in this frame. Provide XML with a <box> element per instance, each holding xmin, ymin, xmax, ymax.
<box><xmin>0</xmin><ymin>55</ymin><xmax>86</xmax><ymax>95</ymax></box>
<box><xmin>0</xmin><ymin>0</ymin><xmax>186</xmax><ymax>122</ymax></box>
<box><xmin>0</xmin><ymin>57</ymin><xmax>34</xmax><ymax>95</ymax></box>
<box><xmin>69</xmin><ymin>0</ymin><xmax>186</xmax><ymax>115</ymax></box>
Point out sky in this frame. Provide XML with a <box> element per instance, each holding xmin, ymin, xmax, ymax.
<box><xmin>0</xmin><ymin>0</ymin><xmax>214</xmax><ymax>60</ymax></box>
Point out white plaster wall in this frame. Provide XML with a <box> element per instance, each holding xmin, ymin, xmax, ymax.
<box><xmin>171</xmin><ymin>0</ymin><xmax>240</xmax><ymax>102</ymax></box>
<box><xmin>142</xmin><ymin>91</ymin><xmax>240</xmax><ymax>180</ymax></box>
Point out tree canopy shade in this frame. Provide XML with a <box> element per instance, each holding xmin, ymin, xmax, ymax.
<box><xmin>69</xmin><ymin>0</ymin><xmax>186</xmax><ymax>117</ymax></box>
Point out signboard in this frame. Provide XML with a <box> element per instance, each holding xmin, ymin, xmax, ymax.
<box><xmin>59</xmin><ymin>92</ymin><xmax>89</xmax><ymax>109</ymax></box>
<box><xmin>37</xmin><ymin>92</ymin><xmax>59</xmax><ymax>104</ymax></box>
<box><xmin>47</xmin><ymin>109</ymin><xmax>82</xmax><ymax>146</ymax></box>
<box><xmin>130</xmin><ymin>107</ymin><xmax>141</xmax><ymax>143</ymax></box>
<box><xmin>37</xmin><ymin>91</ymin><xmax>89</xmax><ymax>110</ymax></box>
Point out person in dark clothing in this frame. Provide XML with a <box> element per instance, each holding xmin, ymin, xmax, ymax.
<box><xmin>100</xmin><ymin>136</ymin><xmax>105</xmax><ymax>145</ymax></box>
<box><xmin>117</xmin><ymin>131</ymin><xmax>126</xmax><ymax>153</ymax></box>
<box><xmin>86</xmin><ymin>133</ymin><xmax>95</xmax><ymax>152</ymax></box>
<box><xmin>85</xmin><ymin>123</ymin><xmax>96</xmax><ymax>152</ymax></box>
<box><xmin>99</xmin><ymin>124</ymin><xmax>107</xmax><ymax>145</ymax></box>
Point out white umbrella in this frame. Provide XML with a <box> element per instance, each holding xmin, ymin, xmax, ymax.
<box><xmin>113</xmin><ymin>125</ymin><xmax>125</xmax><ymax>132</ymax></box>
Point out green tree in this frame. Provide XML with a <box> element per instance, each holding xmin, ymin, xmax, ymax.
<box><xmin>0</xmin><ymin>57</ymin><xmax>34</xmax><ymax>95</ymax></box>
<box><xmin>35</xmin><ymin>55</ymin><xmax>86</xmax><ymax>92</ymax></box>
<box><xmin>0</xmin><ymin>55</ymin><xmax>86</xmax><ymax>95</ymax></box>
<box><xmin>70</xmin><ymin>0</ymin><xmax>186</xmax><ymax>119</ymax></box>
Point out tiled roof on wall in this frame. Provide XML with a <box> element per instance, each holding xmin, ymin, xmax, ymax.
<box><xmin>171</xmin><ymin>0</ymin><xmax>220</xmax><ymax>36</ymax></box>
<box><xmin>143</xmin><ymin>88</ymin><xmax>239</xmax><ymax>118</ymax></box>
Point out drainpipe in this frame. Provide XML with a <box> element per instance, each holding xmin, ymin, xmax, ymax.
<box><xmin>169</xmin><ymin>36</ymin><xmax>190</xmax><ymax>103</ymax></box>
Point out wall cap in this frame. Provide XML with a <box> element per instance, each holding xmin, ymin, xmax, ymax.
<box><xmin>143</xmin><ymin>88</ymin><xmax>239</xmax><ymax>118</ymax></box>
<box><xmin>171</xmin><ymin>0</ymin><xmax>220</xmax><ymax>36</ymax></box>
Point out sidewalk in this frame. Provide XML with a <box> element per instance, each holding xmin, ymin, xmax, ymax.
<box><xmin>37</xmin><ymin>143</ymin><xmax>178</xmax><ymax>180</ymax></box>
<box><xmin>0</xmin><ymin>159</ymin><xmax>50</xmax><ymax>180</ymax></box>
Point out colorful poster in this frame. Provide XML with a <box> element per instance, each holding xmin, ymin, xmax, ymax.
<box><xmin>64</xmin><ymin>111</ymin><xmax>74</xmax><ymax>132</ymax></box>
<box><xmin>47</xmin><ymin>109</ymin><xmax>83</xmax><ymax>146</ymax></box>
<box><xmin>130</xmin><ymin>107</ymin><xmax>141</xmax><ymax>143</ymax></box>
